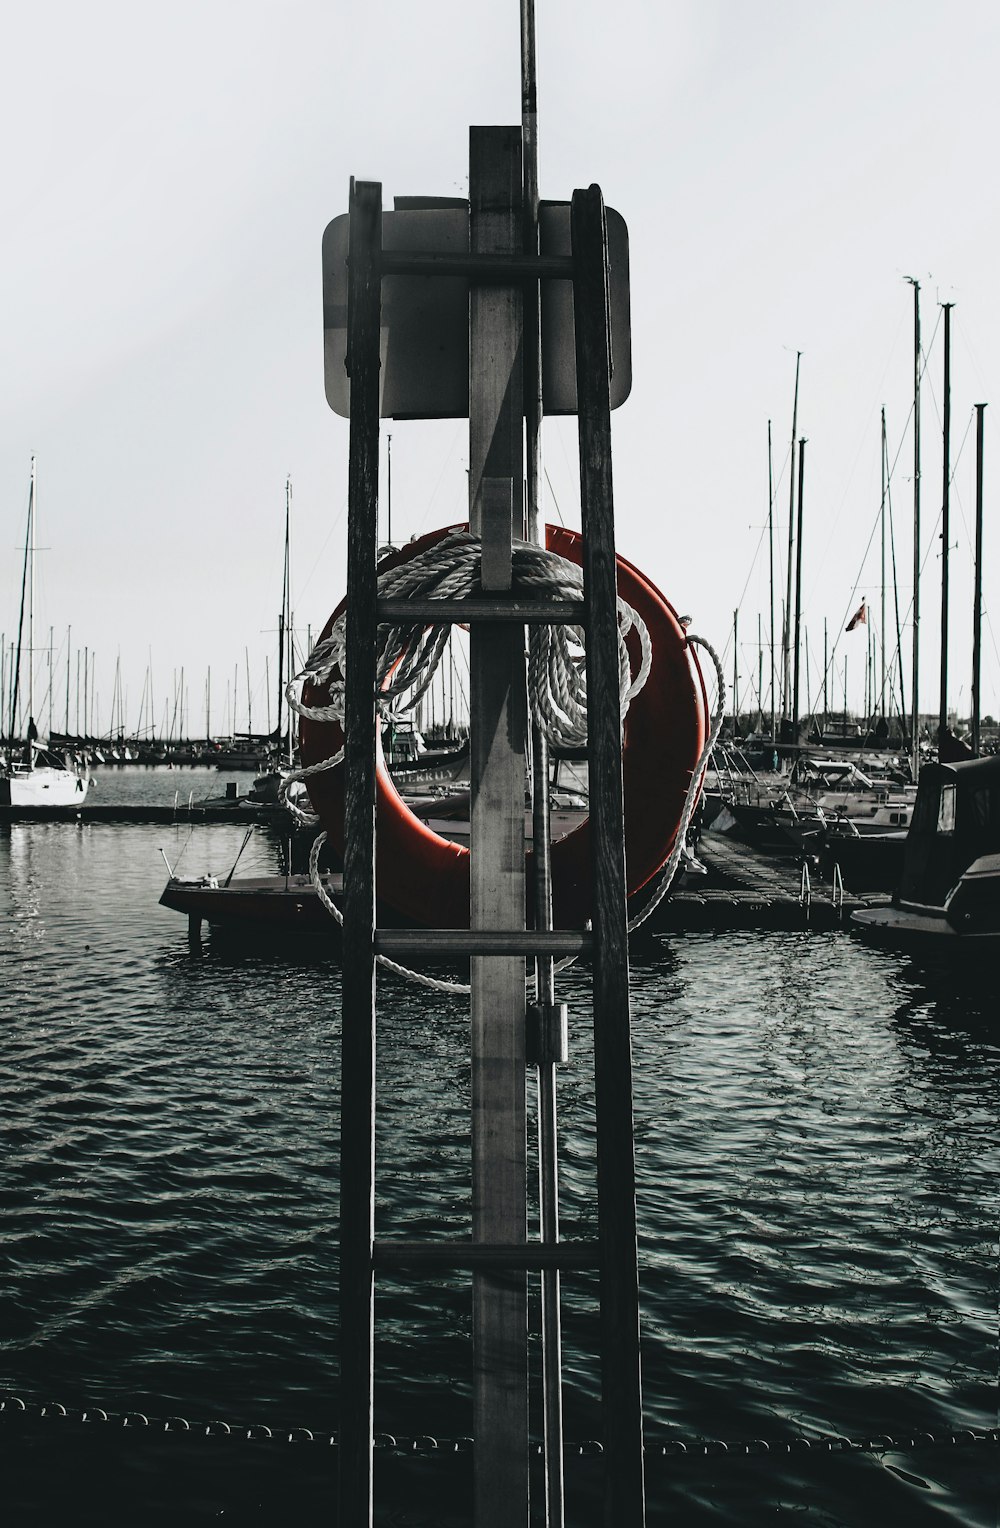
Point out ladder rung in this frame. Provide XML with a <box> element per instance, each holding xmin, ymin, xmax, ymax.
<box><xmin>376</xmin><ymin>929</ymin><xmax>592</xmax><ymax>957</ymax></box>
<box><xmin>378</xmin><ymin>252</ymin><xmax>575</xmax><ymax>281</ymax></box>
<box><xmin>377</xmin><ymin>596</ymin><xmax>584</xmax><ymax>625</ymax></box>
<box><xmin>373</xmin><ymin>1240</ymin><xmax>600</xmax><ymax>1271</ymax></box>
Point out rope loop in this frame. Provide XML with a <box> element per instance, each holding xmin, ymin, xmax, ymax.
<box><xmin>282</xmin><ymin>530</ymin><xmax>650</xmax><ymax>828</ymax></box>
<box><xmin>295</xmin><ymin>528</ymin><xmax>723</xmax><ymax>991</ymax></box>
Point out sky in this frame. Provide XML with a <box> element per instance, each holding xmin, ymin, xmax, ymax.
<box><xmin>3</xmin><ymin>0</ymin><xmax>1000</xmax><ymax>739</ymax></box>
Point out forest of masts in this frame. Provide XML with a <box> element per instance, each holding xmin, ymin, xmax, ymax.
<box><xmin>734</xmin><ymin>289</ymin><xmax>995</xmax><ymax>762</ymax></box>
<box><xmin>1</xmin><ymin>626</ymin><xmax>472</xmax><ymax>750</ymax></box>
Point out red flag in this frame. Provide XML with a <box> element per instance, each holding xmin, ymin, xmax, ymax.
<box><xmin>846</xmin><ymin>599</ymin><xmax>867</xmax><ymax>632</ymax></box>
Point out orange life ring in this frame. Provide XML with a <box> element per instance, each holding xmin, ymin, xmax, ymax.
<box><xmin>299</xmin><ymin>524</ymin><xmax>707</xmax><ymax>929</ymax></box>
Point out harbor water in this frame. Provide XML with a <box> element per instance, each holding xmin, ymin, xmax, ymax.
<box><xmin>1</xmin><ymin>769</ymin><xmax>996</xmax><ymax>1523</ymax></box>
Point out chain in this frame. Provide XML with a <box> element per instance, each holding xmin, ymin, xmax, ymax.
<box><xmin>2</xmin><ymin>1396</ymin><xmax>996</xmax><ymax>1460</ymax></box>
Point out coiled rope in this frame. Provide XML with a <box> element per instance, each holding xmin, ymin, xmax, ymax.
<box><xmin>281</xmin><ymin>531</ymin><xmax>725</xmax><ymax>994</ymax></box>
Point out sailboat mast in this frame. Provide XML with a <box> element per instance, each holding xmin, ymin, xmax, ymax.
<box><xmin>782</xmin><ymin>354</ymin><xmax>801</xmax><ymax>728</ymax></box>
<box><xmin>880</xmin><ymin>409</ymin><xmax>887</xmax><ymax>717</ymax></box>
<box><xmin>791</xmin><ymin>437</ymin><xmax>806</xmax><ymax>738</ymax></box>
<box><xmin>284</xmin><ymin>478</ymin><xmax>294</xmax><ymax>768</ymax></box>
<box><xmin>938</xmin><ymin>302</ymin><xmax>953</xmax><ymax>749</ymax></box>
<box><xmin>9</xmin><ymin>477</ymin><xmax>32</xmax><ymax>739</ymax></box>
<box><xmin>28</xmin><ymin>456</ymin><xmax>36</xmax><ymax>730</ymax></box>
<box><xmin>767</xmin><ymin>420</ymin><xmax>776</xmax><ymax>744</ymax></box>
<box><xmin>907</xmin><ymin>279</ymin><xmax>921</xmax><ymax>774</ymax></box>
<box><xmin>972</xmin><ymin>402</ymin><xmax>986</xmax><ymax>755</ymax></box>
<box><xmin>277</xmin><ymin>477</ymin><xmax>292</xmax><ymax>753</ymax></box>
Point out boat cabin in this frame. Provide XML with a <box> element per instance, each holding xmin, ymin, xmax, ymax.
<box><xmin>896</xmin><ymin>755</ymin><xmax>1000</xmax><ymax>908</ymax></box>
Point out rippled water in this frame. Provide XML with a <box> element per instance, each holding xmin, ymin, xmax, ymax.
<box><xmin>1</xmin><ymin>777</ymin><xmax>997</xmax><ymax>1523</ymax></box>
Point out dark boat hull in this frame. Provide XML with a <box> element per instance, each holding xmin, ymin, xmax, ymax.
<box><xmin>160</xmin><ymin>874</ymin><xmax>341</xmax><ymax>933</ymax></box>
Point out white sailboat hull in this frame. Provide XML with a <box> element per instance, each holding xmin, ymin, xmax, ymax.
<box><xmin>0</xmin><ymin>765</ymin><xmax>90</xmax><ymax>806</ymax></box>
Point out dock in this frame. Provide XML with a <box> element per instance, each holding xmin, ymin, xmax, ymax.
<box><xmin>0</xmin><ymin>802</ymin><xmax>289</xmax><ymax>826</ymax></box>
<box><xmin>659</xmin><ymin>830</ymin><xmax>881</xmax><ymax>932</ymax></box>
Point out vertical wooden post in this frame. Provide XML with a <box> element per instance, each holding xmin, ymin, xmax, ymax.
<box><xmin>338</xmin><ymin>176</ymin><xmax>382</xmax><ymax>1528</ymax></box>
<box><xmin>571</xmin><ymin>184</ymin><xmax>646</xmax><ymax>1527</ymax></box>
<box><xmin>468</xmin><ymin>125</ymin><xmax>529</xmax><ymax>1528</ymax></box>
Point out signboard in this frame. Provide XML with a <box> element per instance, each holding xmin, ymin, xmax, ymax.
<box><xmin>322</xmin><ymin>197</ymin><xmax>631</xmax><ymax>419</ymax></box>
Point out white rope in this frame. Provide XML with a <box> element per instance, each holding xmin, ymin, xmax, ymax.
<box><xmin>284</xmin><ymin>530</ymin><xmax>715</xmax><ymax>990</ymax></box>
<box><xmin>308</xmin><ymin>831</ymin><xmax>473</xmax><ymax>997</ymax></box>
<box><xmin>279</xmin><ymin>530</ymin><xmax>650</xmax><ymax>827</ymax></box>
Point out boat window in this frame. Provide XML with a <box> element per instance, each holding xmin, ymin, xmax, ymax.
<box><xmin>937</xmin><ymin>782</ymin><xmax>956</xmax><ymax>834</ymax></box>
<box><xmin>912</xmin><ymin>784</ymin><xmax>938</xmax><ymax>832</ymax></box>
<box><xmin>966</xmin><ymin>786</ymin><xmax>995</xmax><ymax>831</ymax></box>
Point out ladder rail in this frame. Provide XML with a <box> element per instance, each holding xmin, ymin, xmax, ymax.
<box><xmin>572</xmin><ymin>182</ymin><xmax>647</xmax><ymax>1526</ymax></box>
<box><xmin>338</xmin><ymin>176</ymin><xmax>383</xmax><ymax>1527</ymax></box>
<box><xmin>333</xmin><ymin>159</ymin><xmax>646</xmax><ymax>1528</ymax></box>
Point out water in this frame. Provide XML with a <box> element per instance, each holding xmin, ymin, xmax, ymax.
<box><xmin>1</xmin><ymin>774</ymin><xmax>997</xmax><ymax>1523</ymax></box>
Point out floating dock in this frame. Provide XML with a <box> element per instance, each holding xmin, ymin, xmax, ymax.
<box><xmin>0</xmin><ymin>802</ymin><xmax>288</xmax><ymax>826</ymax></box>
<box><xmin>656</xmin><ymin>831</ymin><xmax>881</xmax><ymax>932</ymax></box>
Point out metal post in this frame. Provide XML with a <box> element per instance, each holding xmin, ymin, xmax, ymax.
<box><xmin>520</xmin><ymin>5</ymin><xmax>567</xmax><ymax>1521</ymax></box>
<box><xmin>468</xmin><ymin>125</ymin><xmax>528</xmax><ymax>1528</ymax></box>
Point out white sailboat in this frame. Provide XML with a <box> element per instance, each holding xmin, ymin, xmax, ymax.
<box><xmin>1</xmin><ymin>458</ymin><xmax>90</xmax><ymax>807</ymax></box>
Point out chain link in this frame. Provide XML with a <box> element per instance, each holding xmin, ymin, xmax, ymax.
<box><xmin>1</xmin><ymin>1395</ymin><xmax>996</xmax><ymax>1460</ymax></box>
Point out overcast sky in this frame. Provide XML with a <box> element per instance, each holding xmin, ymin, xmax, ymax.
<box><xmin>3</xmin><ymin>0</ymin><xmax>999</xmax><ymax>737</ymax></box>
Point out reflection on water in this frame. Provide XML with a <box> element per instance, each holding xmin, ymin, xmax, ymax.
<box><xmin>0</xmin><ymin>813</ymin><xmax>997</xmax><ymax>1525</ymax></box>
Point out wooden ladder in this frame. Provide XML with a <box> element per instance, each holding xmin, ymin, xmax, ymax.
<box><xmin>337</xmin><ymin>128</ymin><xmax>645</xmax><ymax>1527</ymax></box>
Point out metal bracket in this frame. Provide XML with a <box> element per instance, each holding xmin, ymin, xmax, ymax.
<box><xmin>526</xmin><ymin>1002</ymin><xmax>569</xmax><ymax>1068</ymax></box>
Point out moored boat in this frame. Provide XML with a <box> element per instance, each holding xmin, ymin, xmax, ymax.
<box><xmin>851</xmin><ymin>754</ymin><xmax>1000</xmax><ymax>944</ymax></box>
<box><xmin>160</xmin><ymin>871</ymin><xmax>342</xmax><ymax>932</ymax></box>
<box><xmin>2</xmin><ymin>459</ymin><xmax>91</xmax><ymax>808</ymax></box>
<box><xmin>0</xmin><ymin>743</ymin><xmax>90</xmax><ymax>806</ymax></box>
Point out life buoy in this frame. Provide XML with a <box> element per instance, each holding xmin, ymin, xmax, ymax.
<box><xmin>299</xmin><ymin>524</ymin><xmax>707</xmax><ymax>929</ymax></box>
